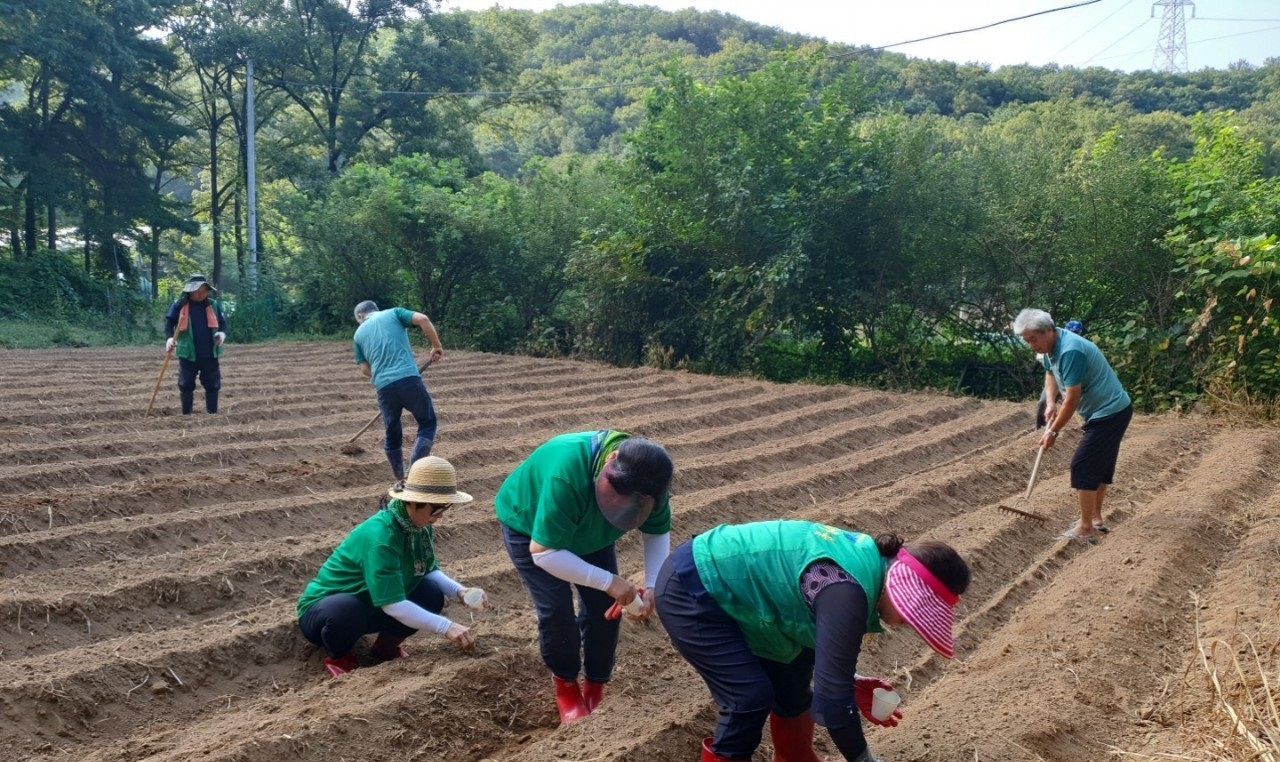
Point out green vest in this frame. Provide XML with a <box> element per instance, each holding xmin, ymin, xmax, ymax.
<box><xmin>175</xmin><ymin>298</ymin><xmax>225</xmax><ymax>361</ymax></box>
<box><xmin>692</xmin><ymin>521</ymin><xmax>886</xmax><ymax>663</ymax></box>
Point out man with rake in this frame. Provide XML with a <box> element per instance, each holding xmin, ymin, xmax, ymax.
<box><xmin>1015</xmin><ymin>308</ymin><xmax>1133</xmax><ymax>544</ymax></box>
<box><xmin>352</xmin><ymin>300</ymin><xmax>445</xmax><ymax>484</ymax></box>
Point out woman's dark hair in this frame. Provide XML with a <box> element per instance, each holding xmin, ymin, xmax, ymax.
<box><xmin>875</xmin><ymin>535</ymin><xmax>969</xmax><ymax>596</ymax></box>
<box><xmin>907</xmin><ymin>540</ymin><xmax>970</xmax><ymax>596</ymax></box>
<box><xmin>874</xmin><ymin>534</ymin><xmax>905</xmax><ymax>558</ymax></box>
<box><xmin>607</xmin><ymin>437</ymin><xmax>673</xmax><ymax>500</ymax></box>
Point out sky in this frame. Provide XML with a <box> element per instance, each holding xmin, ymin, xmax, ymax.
<box><xmin>442</xmin><ymin>0</ymin><xmax>1280</xmax><ymax>72</ymax></box>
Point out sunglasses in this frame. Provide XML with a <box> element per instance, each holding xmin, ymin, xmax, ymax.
<box><xmin>410</xmin><ymin>502</ymin><xmax>451</xmax><ymax>517</ymax></box>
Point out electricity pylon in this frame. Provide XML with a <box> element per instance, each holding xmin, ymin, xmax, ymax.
<box><xmin>1152</xmin><ymin>0</ymin><xmax>1194</xmax><ymax>73</ymax></box>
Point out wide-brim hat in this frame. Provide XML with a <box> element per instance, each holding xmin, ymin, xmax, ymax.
<box><xmin>387</xmin><ymin>456</ymin><xmax>473</xmax><ymax>504</ymax></box>
<box><xmin>182</xmin><ymin>274</ymin><xmax>218</xmax><ymax>295</ymax></box>
<box><xmin>885</xmin><ymin>549</ymin><xmax>960</xmax><ymax>659</ymax></box>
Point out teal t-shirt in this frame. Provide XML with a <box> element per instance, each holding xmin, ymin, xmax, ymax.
<box><xmin>353</xmin><ymin>307</ymin><xmax>420</xmax><ymax>390</ymax></box>
<box><xmin>692</xmin><ymin>521</ymin><xmax>885</xmax><ymax>663</ymax></box>
<box><xmin>297</xmin><ymin>509</ymin><xmax>439</xmax><ymax>618</ymax></box>
<box><xmin>1042</xmin><ymin>329</ymin><xmax>1130</xmax><ymax>421</ymax></box>
<box><xmin>495</xmin><ymin>431</ymin><xmax>673</xmax><ymax>555</ymax></box>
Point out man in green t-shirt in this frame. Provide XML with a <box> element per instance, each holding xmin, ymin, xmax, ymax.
<box><xmin>496</xmin><ymin>430</ymin><xmax>674</xmax><ymax>724</ymax></box>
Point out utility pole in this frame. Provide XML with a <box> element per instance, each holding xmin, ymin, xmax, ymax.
<box><xmin>245</xmin><ymin>57</ymin><xmax>259</xmax><ymax>294</ymax></box>
<box><xmin>1151</xmin><ymin>0</ymin><xmax>1194</xmax><ymax>73</ymax></box>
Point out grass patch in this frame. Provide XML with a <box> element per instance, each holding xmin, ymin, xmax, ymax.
<box><xmin>0</xmin><ymin>320</ymin><xmax>158</xmax><ymax>349</ymax></box>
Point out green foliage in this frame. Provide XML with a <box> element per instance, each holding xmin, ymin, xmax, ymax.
<box><xmin>1164</xmin><ymin>114</ymin><xmax>1280</xmax><ymax>407</ymax></box>
<box><xmin>0</xmin><ymin>251</ymin><xmax>152</xmax><ymax>346</ymax></box>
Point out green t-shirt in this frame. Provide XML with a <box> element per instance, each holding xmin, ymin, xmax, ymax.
<box><xmin>495</xmin><ymin>431</ymin><xmax>673</xmax><ymax>555</ymax></box>
<box><xmin>692</xmin><ymin>520</ymin><xmax>886</xmax><ymax>663</ymax></box>
<box><xmin>297</xmin><ymin>509</ymin><xmax>440</xmax><ymax>618</ymax></box>
<box><xmin>353</xmin><ymin>307</ymin><xmax>420</xmax><ymax>390</ymax></box>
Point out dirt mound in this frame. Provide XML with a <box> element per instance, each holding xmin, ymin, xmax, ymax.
<box><xmin>0</xmin><ymin>344</ymin><xmax>1274</xmax><ymax>762</ymax></box>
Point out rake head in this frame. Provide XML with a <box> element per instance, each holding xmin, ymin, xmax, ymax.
<box><xmin>997</xmin><ymin>504</ymin><xmax>1047</xmax><ymax>521</ymax></box>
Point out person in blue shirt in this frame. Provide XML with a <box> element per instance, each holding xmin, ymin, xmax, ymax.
<box><xmin>1034</xmin><ymin>319</ymin><xmax>1085</xmax><ymax>430</ymax></box>
<box><xmin>1015</xmin><ymin>309</ymin><xmax>1133</xmax><ymax>544</ymax></box>
<box><xmin>353</xmin><ymin>301</ymin><xmax>445</xmax><ymax>482</ymax></box>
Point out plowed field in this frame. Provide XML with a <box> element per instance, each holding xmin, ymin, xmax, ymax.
<box><xmin>1</xmin><ymin>344</ymin><xmax>1276</xmax><ymax>762</ymax></box>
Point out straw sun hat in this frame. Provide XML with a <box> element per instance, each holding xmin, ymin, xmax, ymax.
<box><xmin>387</xmin><ymin>456</ymin><xmax>473</xmax><ymax>504</ymax></box>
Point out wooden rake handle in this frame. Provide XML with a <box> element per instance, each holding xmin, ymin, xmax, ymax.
<box><xmin>1025</xmin><ymin>445</ymin><xmax>1046</xmax><ymax>500</ymax></box>
<box><xmin>144</xmin><ymin>352</ymin><xmax>173</xmax><ymax>419</ymax></box>
<box><xmin>347</xmin><ymin>356</ymin><xmax>433</xmax><ymax>444</ymax></box>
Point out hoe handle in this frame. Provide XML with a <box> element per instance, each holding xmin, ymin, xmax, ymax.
<box><xmin>1025</xmin><ymin>446</ymin><xmax>1046</xmax><ymax>500</ymax></box>
<box><xmin>144</xmin><ymin>352</ymin><xmax>172</xmax><ymax>419</ymax></box>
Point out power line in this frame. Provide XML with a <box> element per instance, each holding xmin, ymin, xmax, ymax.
<box><xmin>1080</xmin><ymin>18</ymin><xmax>1153</xmax><ymax>65</ymax></box>
<box><xmin>860</xmin><ymin>0</ymin><xmax>1103</xmax><ymax>53</ymax></box>
<box><xmin>1088</xmin><ymin>23</ymin><xmax>1280</xmax><ymax>64</ymax></box>
<box><xmin>1049</xmin><ymin>0</ymin><xmax>1135</xmax><ymax>60</ymax></box>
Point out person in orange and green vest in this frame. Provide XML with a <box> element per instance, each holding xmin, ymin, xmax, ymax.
<box><xmin>164</xmin><ymin>274</ymin><xmax>227</xmax><ymax>415</ymax></box>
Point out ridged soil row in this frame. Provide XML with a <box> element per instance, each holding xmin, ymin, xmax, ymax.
<box><xmin>1117</xmin><ymin>470</ymin><xmax>1280</xmax><ymax>758</ymax></box>
<box><xmin>0</xmin><ymin>456</ymin><xmax>388</xmax><ymax>537</ymax></box>
<box><xmin>0</xmin><ymin>395</ymin><xmax>995</xmax><ymax>647</ymax></box>
<box><xmin>876</xmin><ymin>427</ymin><xmax>1280</xmax><ymax>762</ymax></box>
<box><xmin>835</xmin><ymin>415</ymin><xmax>1214</xmax><ymax>700</ymax></box>
<box><xmin>0</xmin><ymin>349</ymin><xmax>563</xmax><ymax>425</ymax></box>
<box><xmin>0</xmin><ymin>380</ymin><xmax>803</xmax><ymax>535</ymax></box>
<box><xmin>0</xmin><ymin>377</ymin><xmax>814</xmax><ymax>530</ymax></box>
<box><xmin>0</xmin><ymin>358</ymin><xmax>690</xmax><ymax>454</ymax></box>
<box><xmin>0</xmin><ymin>364</ymin><xmax>701</xmax><ymax>465</ymax></box>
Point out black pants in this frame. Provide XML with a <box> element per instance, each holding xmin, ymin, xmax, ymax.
<box><xmin>501</xmin><ymin>524</ymin><xmax>621</xmax><ymax>683</ymax></box>
<box><xmin>656</xmin><ymin>541</ymin><xmax>814</xmax><ymax>760</ymax></box>
<box><xmin>1071</xmin><ymin>405</ymin><xmax>1133</xmax><ymax>490</ymax></box>
<box><xmin>297</xmin><ymin>576</ymin><xmax>446</xmax><ymax>658</ymax></box>
<box><xmin>177</xmin><ymin>357</ymin><xmax>220</xmax><ymax>414</ymax></box>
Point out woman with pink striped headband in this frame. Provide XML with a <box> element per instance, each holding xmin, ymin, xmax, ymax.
<box><xmin>654</xmin><ymin>520</ymin><xmax>969</xmax><ymax>762</ymax></box>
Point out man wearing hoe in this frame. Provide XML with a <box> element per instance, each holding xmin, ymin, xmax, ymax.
<box><xmin>164</xmin><ymin>274</ymin><xmax>228</xmax><ymax>415</ymax></box>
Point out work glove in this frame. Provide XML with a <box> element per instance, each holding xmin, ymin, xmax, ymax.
<box><xmin>855</xmin><ymin>675</ymin><xmax>902</xmax><ymax>727</ymax></box>
<box><xmin>214</xmin><ymin>331</ymin><xmax>226</xmax><ymax>346</ymax></box>
<box><xmin>165</xmin><ymin>337</ymin><xmax>176</xmax><ymax>353</ymax></box>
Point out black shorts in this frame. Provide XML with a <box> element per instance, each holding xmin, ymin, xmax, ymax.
<box><xmin>1070</xmin><ymin>405</ymin><xmax>1133</xmax><ymax>491</ymax></box>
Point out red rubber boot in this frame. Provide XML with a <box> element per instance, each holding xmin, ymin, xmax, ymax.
<box><xmin>553</xmin><ymin>676</ymin><xmax>590</xmax><ymax>724</ymax></box>
<box><xmin>769</xmin><ymin>711</ymin><xmax>828</xmax><ymax>762</ymax></box>
<box><xmin>370</xmin><ymin>633</ymin><xmax>409</xmax><ymax>661</ymax></box>
<box><xmin>324</xmin><ymin>651</ymin><xmax>359</xmax><ymax>678</ymax></box>
<box><xmin>582</xmin><ymin>679</ymin><xmax>606</xmax><ymax>713</ymax></box>
<box><xmin>702</xmin><ymin>737</ymin><xmax>739</xmax><ymax>762</ymax></box>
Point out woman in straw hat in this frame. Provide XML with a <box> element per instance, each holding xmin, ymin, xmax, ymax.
<box><xmin>655</xmin><ymin>520</ymin><xmax>969</xmax><ymax>762</ymax></box>
<box><xmin>298</xmin><ymin>456</ymin><xmax>485</xmax><ymax>678</ymax></box>
<box><xmin>496</xmin><ymin>430</ymin><xmax>674</xmax><ymax>724</ymax></box>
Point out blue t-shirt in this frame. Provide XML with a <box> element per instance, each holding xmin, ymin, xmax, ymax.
<box><xmin>1042</xmin><ymin>329</ymin><xmax>1130</xmax><ymax>421</ymax></box>
<box><xmin>353</xmin><ymin>308</ymin><xmax>420</xmax><ymax>390</ymax></box>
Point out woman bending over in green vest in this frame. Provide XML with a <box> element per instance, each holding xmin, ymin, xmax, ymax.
<box><xmin>655</xmin><ymin>520</ymin><xmax>969</xmax><ymax>762</ymax></box>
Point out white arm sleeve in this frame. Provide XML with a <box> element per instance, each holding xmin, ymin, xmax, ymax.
<box><xmin>532</xmin><ymin>548</ymin><xmax>615</xmax><ymax>591</ymax></box>
<box><xmin>642</xmin><ymin>532</ymin><xmax>671</xmax><ymax>589</ymax></box>
<box><xmin>382</xmin><ymin>600</ymin><xmax>452</xmax><ymax>635</ymax></box>
<box><xmin>426</xmin><ymin>569</ymin><xmax>464</xmax><ymax>600</ymax></box>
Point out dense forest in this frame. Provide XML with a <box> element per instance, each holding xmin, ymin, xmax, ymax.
<box><xmin>1</xmin><ymin>1</ymin><xmax>1278</xmax><ymax>412</ymax></box>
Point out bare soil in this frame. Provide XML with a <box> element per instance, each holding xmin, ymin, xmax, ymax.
<box><xmin>0</xmin><ymin>344</ymin><xmax>1275</xmax><ymax>762</ymax></box>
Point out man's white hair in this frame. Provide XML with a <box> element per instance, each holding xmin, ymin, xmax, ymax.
<box><xmin>354</xmin><ymin>300</ymin><xmax>379</xmax><ymax>320</ymax></box>
<box><xmin>1012</xmin><ymin>308</ymin><xmax>1054</xmax><ymax>334</ymax></box>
